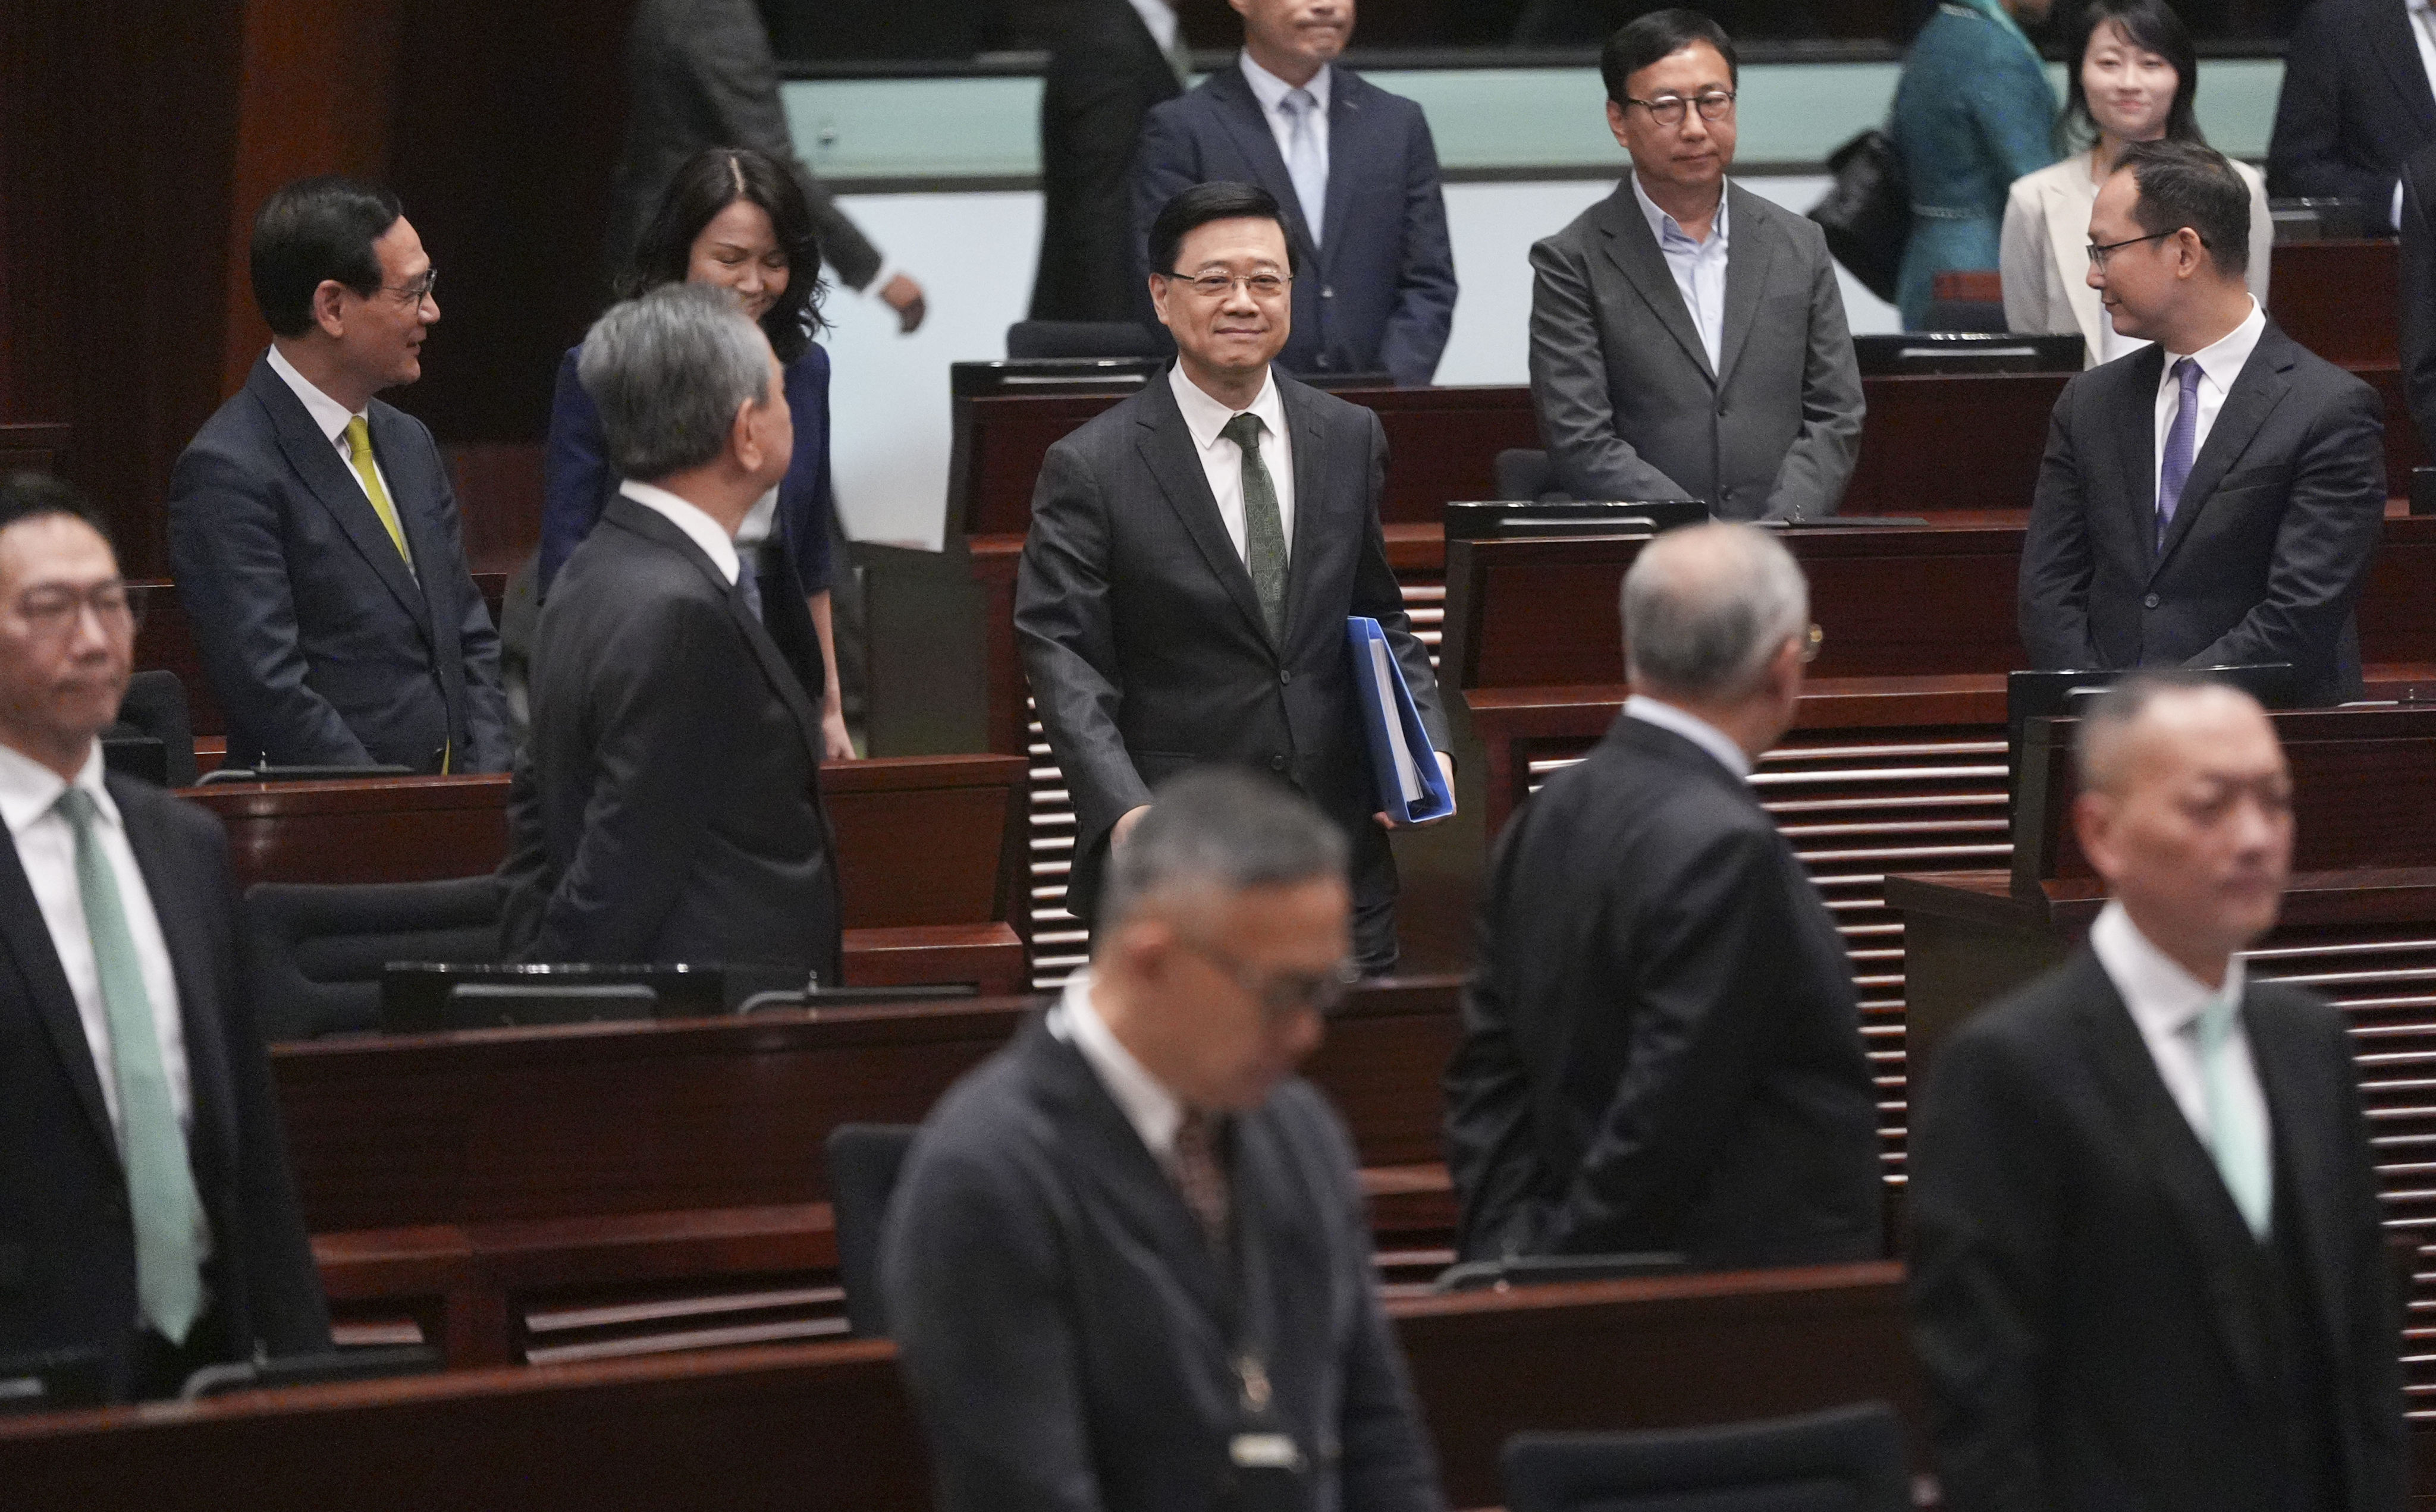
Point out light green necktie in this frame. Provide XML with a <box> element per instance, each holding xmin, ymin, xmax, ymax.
<box><xmin>59</xmin><ymin>787</ymin><xmax>206</xmax><ymax>1343</ymax></box>
<box><xmin>1220</xmin><ymin>412</ymin><xmax>1289</xmax><ymax>643</ymax></box>
<box><xmin>2195</xmin><ymin>989</ymin><xmax>2272</xmax><ymax>1240</ymax></box>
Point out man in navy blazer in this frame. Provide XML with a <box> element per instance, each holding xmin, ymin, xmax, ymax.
<box><xmin>2267</xmin><ymin>0</ymin><xmax>2436</xmax><ymax>225</ymax></box>
<box><xmin>169</xmin><ymin>177</ymin><xmax>510</xmax><ymax>774</ymax></box>
<box><xmin>1132</xmin><ymin>0</ymin><xmax>1458</xmax><ymax>386</ymax></box>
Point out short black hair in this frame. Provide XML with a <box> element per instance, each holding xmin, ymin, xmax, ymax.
<box><xmin>624</xmin><ymin>147</ymin><xmax>827</xmax><ymax>365</ymax></box>
<box><xmin>1602</xmin><ymin>8</ymin><xmax>1738</xmax><ymax>104</ymax></box>
<box><xmin>0</xmin><ymin>471</ymin><xmax>111</xmax><ymax>551</ymax></box>
<box><xmin>2060</xmin><ymin>0</ymin><xmax>2201</xmax><ymax>155</ymax></box>
<box><xmin>2117</xmin><ymin>138</ymin><xmax>2250</xmax><ymax>279</ymax></box>
<box><xmin>1147</xmin><ymin>181</ymin><xmax>1300</xmax><ymax>282</ymax></box>
<box><xmin>249</xmin><ymin>175</ymin><xmax>404</xmax><ymax>338</ymax></box>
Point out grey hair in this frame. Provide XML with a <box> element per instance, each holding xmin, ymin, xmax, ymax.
<box><xmin>576</xmin><ymin>282</ymin><xmax>774</xmax><ymax>483</ymax></box>
<box><xmin>2074</xmin><ymin>668</ymin><xmax>2261</xmax><ymax>794</ymax></box>
<box><xmin>1621</xmin><ymin>521</ymin><xmax>1810</xmax><ymax>698</ymax></box>
<box><xmin>1096</xmin><ymin>768</ymin><xmax>1349</xmax><ymax>935</ymax></box>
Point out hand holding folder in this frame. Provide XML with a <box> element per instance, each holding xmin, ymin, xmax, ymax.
<box><xmin>1345</xmin><ymin>618</ymin><xmax>1455</xmax><ymax>827</ymax></box>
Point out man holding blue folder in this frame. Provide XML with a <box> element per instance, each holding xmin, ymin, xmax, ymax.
<box><xmin>1016</xmin><ymin>181</ymin><xmax>1452</xmax><ymax>973</ymax></box>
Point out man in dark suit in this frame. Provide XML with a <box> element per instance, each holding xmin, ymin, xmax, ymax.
<box><xmin>168</xmin><ymin>177</ymin><xmax>510</xmax><ymax>774</ymax></box>
<box><xmin>1530</xmin><ymin>11</ymin><xmax>1863</xmax><ymax>517</ymax></box>
<box><xmin>2020</xmin><ymin>140</ymin><xmax>2385</xmax><ymax>708</ymax></box>
<box><xmin>883</xmin><ymin>769</ymin><xmax>1445</xmax><ymax>1512</ymax></box>
<box><xmin>1908</xmin><ymin>671</ymin><xmax>2407</xmax><ymax>1512</ymax></box>
<box><xmin>2396</xmin><ymin>142</ymin><xmax>2436</xmax><ymax>457</ymax></box>
<box><xmin>0</xmin><ymin>473</ymin><xmax>328</xmax><ymax>1401</ymax></box>
<box><xmin>1132</xmin><ymin>0</ymin><xmax>1458</xmax><ymax>385</ymax></box>
<box><xmin>505</xmin><ymin>284</ymin><xmax>840</xmax><ymax>981</ymax></box>
<box><xmin>612</xmin><ymin>0</ymin><xmax>928</xmax><ymax>332</ymax></box>
<box><xmin>1444</xmin><ymin>522</ymin><xmax>1882</xmax><ymax>1268</ymax></box>
<box><xmin>1017</xmin><ymin>181</ymin><xmax>1452</xmax><ymax>974</ymax></box>
<box><xmin>1032</xmin><ymin>0</ymin><xmax>1185</xmax><ymax>323</ymax></box>
<box><xmin>2267</xmin><ymin>0</ymin><xmax>2436</xmax><ymax>226</ymax></box>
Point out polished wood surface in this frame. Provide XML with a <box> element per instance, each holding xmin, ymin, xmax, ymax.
<box><xmin>2271</xmin><ymin>239</ymin><xmax>2401</xmax><ymax>368</ymax></box>
<box><xmin>189</xmin><ymin>773</ymin><xmax>511</xmax><ymax>892</ymax></box>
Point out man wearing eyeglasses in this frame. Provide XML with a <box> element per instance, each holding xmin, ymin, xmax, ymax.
<box><xmin>1017</xmin><ymin>181</ymin><xmax>1451</xmax><ymax>975</ymax></box>
<box><xmin>168</xmin><ymin>175</ymin><xmax>510</xmax><ymax>774</ymax></box>
<box><xmin>884</xmin><ymin>769</ymin><xmax>1445</xmax><ymax>1512</ymax></box>
<box><xmin>1529</xmin><ymin>10</ymin><xmax>1864</xmax><ymax>520</ymax></box>
<box><xmin>2020</xmin><ymin>139</ymin><xmax>2386</xmax><ymax>708</ymax></box>
<box><xmin>0</xmin><ymin>472</ymin><xmax>328</xmax><ymax>1400</ymax></box>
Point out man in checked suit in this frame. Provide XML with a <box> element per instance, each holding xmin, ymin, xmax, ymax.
<box><xmin>1132</xmin><ymin>0</ymin><xmax>1458</xmax><ymax>386</ymax></box>
<box><xmin>1908</xmin><ymin>671</ymin><xmax>2407</xmax><ymax>1512</ymax></box>
<box><xmin>1530</xmin><ymin>11</ymin><xmax>1863</xmax><ymax>517</ymax></box>
<box><xmin>503</xmin><ymin>284</ymin><xmax>840</xmax><ymax>982</ymax></box>
<box><xmin>1016</xmin><ymin>181</ymin><xmax>1452</xmax><ymax>975</ymax></box>
<box><xmin>2020</xmin><ymin>140</ymin><xmax>2387</xmax><ymax>708</ymax></box>
<box><xmin>169</xmin><ymin>176</ymin><xmax>510</xmax><ymax>773</ymax></box>
<box><xmin>0</xmin><ymin>473</ymin><xmax>327</xmax><ymax>1401</ymax></box>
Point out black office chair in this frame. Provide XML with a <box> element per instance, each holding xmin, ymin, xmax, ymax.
<box><xmin>825</xmin><ymin>1123</ymin><xmax>921</xmax><ymax>1340</ymax></box>
<box><xmin>1503</xmin><ymin>1401</ymin><xmax>1909</xmax><ymax>1512</ymax></box>
<box><xmin>1006</xmin><ymin>319</ymin><xmax>1166</xmax><ymax>360</ymax></box>
<box><xmin>103</xmin><ymin>669</ymin><xmax>198</xmax><ymax>787</ymax></box>
<box><xmin>238</xmin><ymin>875</ymin><xmax>508</xmax><ymax>1039</ymax></box>
<box><xmin>1493</xmin><ymin>448</ymin><xmax>1570</xmax><ymax>503</ymax></box>
<box><xmin>1917</xmin><ymin>298</ymin><xmax>2008</xmax><ymax>333</ymax></box>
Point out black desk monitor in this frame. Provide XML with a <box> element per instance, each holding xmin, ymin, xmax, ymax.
<box><xmin>949</xmin><ymin>357</ymin><xmax>1163</xmax><ymax>398</ymax></box>
<box><xmin>380</xmin><ymin>962</ymin><xmax>727</xmax><ymax>1033</ymax></box>
<box><xmin>1854</xmin><ymin>332</ymin><xmax>2085</xmax><ymax>375</ymax></box>
<box><xmin>1445</xmin><ymin>499</ymin><xmax>1710</xmax><ymax>540</ymax></box>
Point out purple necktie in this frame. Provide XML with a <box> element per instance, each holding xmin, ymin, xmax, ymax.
<box><xmin>2157</xmin><ymin>356</ymin><xmax>2201</xmax><ymax>548</ymax></box>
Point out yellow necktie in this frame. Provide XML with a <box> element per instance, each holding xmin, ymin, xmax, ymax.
<box><xmin>343</xmin><ymin>416</ymin><xmax>413</xmax><ymax>571</ymax></box>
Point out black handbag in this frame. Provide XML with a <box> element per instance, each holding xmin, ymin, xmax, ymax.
<box><xmin>1809</xmin><ymin>129</ymin><xmax>1911</xmax><ymax>304</ymax></box>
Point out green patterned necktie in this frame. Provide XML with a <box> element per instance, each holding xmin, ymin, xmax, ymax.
<box><xmin>2195</xmin><ymin>988</ymin><xmax>2272</xmax><ymax>1240</ymax></box>
<box><xmin>1220</xmin><ymin>412</ymin><xmax>1289</xmax><ymax>642</ymax></box>
<box><xmin>58</xmin><ymin>787</ymin><xmax>206</xmax><ymax>1343</ymax></box>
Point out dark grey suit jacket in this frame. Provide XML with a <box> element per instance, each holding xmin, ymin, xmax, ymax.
<box><xmin>167</xmin><ymin>355</ymin><xmax>510</xmax><ymax>772</ymax></box>
<box><xmin>2018</xmin><ymin>319</ymin><xmax>2386</xmax><ymax>706</ymax></box>
<box><xmin>2267</xmin><ymin>0</ymin><xmax>2436</xmax><ymax>213</ymax></box>
<box><xmin>881</xmin><ymin>1015</ymin><xmax>1446</xmax><ymax>1512</ymax></box>
<box><xmin>608</xmin><ymin>0</ymin><xmax>884</xmax><ymax>290</ymax></box>
<box><xmin>1530</xmin><ymin>180</ymin><xmax>1864</xmax><ymax>519</ymax></box>
<box><xmin>1444</xmin><ymin>715</ymin><xmax>1883</xmax><ymax>1268</ymax></box>
<box><xmin>2397</xmin><ymin>143</ymin><xmax>2436</xmax><ymax>456</ymax></box>
<box><xmin>1013</xmin><ymin>370</ymin><xmax>1448</xmax><ymax>941</ymax></box>
<box><xmin>0</xmin><ymin>774</ymin><xmax>328</xmax><ymax>1398</ymax></box>
<box><xmin>507</xmin><ymin>494</ymin><xmax>840</xmax><ymax>978</ymax></box>
<box><xmin>1031</xmin><ymin>0</ymin><xmax>1182</xmax><ymax>324</ymax></box>
<box><xmin>1907</xmin><ymin>948</ymin><xmax>2407</xmax><ymax>1512</ymax></box>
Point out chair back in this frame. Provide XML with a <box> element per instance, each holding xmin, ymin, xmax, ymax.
<box><xmin>239</xmin><ymin>875</ymin><xmax>508</xmax><ymax>1039</ymax></box>
<box><xmin>1006</xmin><ymin>320</ymin><xmax>1165</xmax><ymax>359</ymax></box>
<box><xmin>1503</xmin><ymin>1401</ymin><xmax>1908</xmax><ymax>1512</ymax></box>
<box><xmin>825</xmin><ymin>1123</ymin><xmax>921</xmax><ymax>1339</ymax></box>
<box><xmin>111</xmin><ymin>669</ymin><xmax>198</xmax><ymax>787</ymax></box>
<box><xmin>1493</xmin><ymin>448</ymin><xmax>1562</xmax><ymax>502</ymax></box>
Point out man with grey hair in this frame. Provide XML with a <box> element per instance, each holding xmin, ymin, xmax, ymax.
<box><xmin>883</xmin><ymin>768</ymin><xmax>1445</xmax><ymax>1512</ymax></box>
<box><xmin>502</xmin><ymin>282</ymin><xmax>840</xmax><ymax>980</ymax></box>
<box><xmin>1908</xmin><ymin>670</ymin><xmax>2404</xmax><ymax>1512</ymax></box>
<box><xmin>1445</xmin><ymin>521</ymin><xmax>1881</xmax><ymax>1267</ymax></box>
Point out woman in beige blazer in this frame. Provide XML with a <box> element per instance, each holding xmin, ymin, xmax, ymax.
<box><xmin>1999</xmin><ymin>0</ymin><xmax>2271</xmax><ymax>366</ymax></box>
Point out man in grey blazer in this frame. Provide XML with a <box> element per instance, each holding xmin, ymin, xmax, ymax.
<box><xmin>2020</xmin><ymin>140</ymin><xmax>2386</xmax><ymax>707</ymax></box>
<box><xmin>883</xmin><ymin>770</ymin><xmax>1445</xmax><ymax>1512</ymax></box>
<box><xmin>1016</xmin><ymin>182</ymin><xmax>1450</xmax><ymax>973</ymax></box>
<box><xmin>1530</xmin><ymin>11</ymin><xmax>1864</xmax><ymax>517</ymax></box>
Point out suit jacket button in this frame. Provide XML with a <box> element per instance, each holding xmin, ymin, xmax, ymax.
<box><xmin>1270</xmin><ymin>755</ymin><xmax>1288</xmax><ymax>772</ymax></box>
<box><xmin>1321</xmin><ymin>285</ymin><xmax>1335</xmax><ymax>299</ymax></box>
<box><xmin>2143</xmin><ymin>593</ymin><xmax>2161</xmax><ymax>609</ymax></box>
<box><xmin>1279</xmin><ymin>669</ymin><xmax>1292</xmax><ymax>686</ymax></box>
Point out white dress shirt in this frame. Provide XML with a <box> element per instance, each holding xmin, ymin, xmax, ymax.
<box><xmin>1239</xmin><ymin>52</ymin><xmax>1332</xmax><ymax>194</ymax></box>
<box><xmin>1631</xmin><ymin>173</ymin><xmax>1732</xmax><ymax>376</ymax></box>
<box><xmin>266</xmin><ymin>343</ymin><xmax>412</xmax><ymax>568</ymax></box>
<box><xmin>617</xmin><ymin>479</ymin><xmax>739</xmax><ymax>586</ymax></box>
<box><xmin>1168</xmin><ymin>363</ymin><xmax>1297</xmax><ymax>566</ymax></box>
<box><xmin>1047</xmin><ymin>967</ymin><xmax>1186</xmax><ymax>1162</ymax></box>
<box><xmin>1623</xmin><ymin>694</ymin><xmax>1751</xmax><ymax>779</ymax></box>
<box><xmin>2089</xmin><ymin>900</ymin><xmax>2272</xmax><ymax>1159</ymax></box>
<box><xmin>1129</xmin><ymin>0</ymin><xmax>1180</xmax><ymax>52</ymax></box>
<box><xmin>2152</xmin><ymin>296</ymin><xmax>2267</xmax><ymax>507</ymax></box>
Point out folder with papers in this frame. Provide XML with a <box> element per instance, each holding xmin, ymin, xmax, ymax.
<box><xmin>1345</xmin><ymin>617</ymin><xmax>1454</xmax><ymax>825</ymax></box>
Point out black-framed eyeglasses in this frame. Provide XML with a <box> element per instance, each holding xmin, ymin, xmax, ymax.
<box><xmin>1178</xmin><ymin>937</ymin><xmax>1361</xmax><ymax>1019</ymax></box>
<box><xmin>1623</xmin><ymin>90</ymin><xmax>1736</xmax><ymax>127</ymax></box>
<box><xmin>2085</xmin><ymin>231</ymin><xmax>2179</xmax><ymax>272</ymax></box>
<box><xmin>12</xmin><ymin>581</ymin><xmax>147</xmax><ymax>640</ymax></box>
<box><xmin>1163</xmin><ymin>269</ymin><xmax>1293</xmax><ymax>301</ymax></box>
<box><xmin>383</xmin><ymin>268</ymin><xmax>440</xmax><ymax>305</ymax></box>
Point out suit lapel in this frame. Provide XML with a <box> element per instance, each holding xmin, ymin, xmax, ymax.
<box><xmin>1593</xmin><ymin>185</ymin><xmax>1715</xmax><ymax>384</ymax></box>
<box><xmin>0</xmin><ymin>821</ymin><xmax>115</xmax><ymax>1159</ymax></box>
<box><xmin>1713</xmin><ymin>187</ymin><xmax>1773</xmax><ymax>389</ymax></box>
<box><xmin>112</xmin><ymin>778</ymin><xmax>241</xmax><ymax>1175</ymax></box>
<box><xmin>2111</xmin><ymin>345</ymin><xmax>2165</xmax><ymax>574</ymax></box>
<box><xmin>1279</xmin><ymin>376</ymin><xmax>1329</xmax><ymax>652</ymax></box>
<box><xmin>1316</xmin><ymin>70</ymin><xmax>1367</xmax><ymax>275</ymax></box>
<box><xmin>368</xmin><ymin>403</ymin><xmax>449</xmax><ymax>637</ymax></box>
<box><xmin>250</xmin><ymin>361</ymin><xmax>434</xmax><ymax>640</ymax></box>
<box><xmin>1134</xmin><ymin>374</ymin><xmax>1276</xmax><ymax>647</ymax></box>
<box><xmin>1204</xmin><ymin>68</ymin><xmax>1321</xmax><ymax>267</ymax></box>
<box><xmin>2153</xmin><ymin>330</ymin><xmax>2293</xmax><ymax>578</ymax></box>
<box><xmin>2370</xmin><ymin>0</ymin><xmax>2436</xmax><ymax>134</ymax></box>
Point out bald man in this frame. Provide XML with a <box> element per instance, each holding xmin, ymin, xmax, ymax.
<box><xmin>1907</xmin><ymin>670</ymin><xmax>2405</xmax><ymax>1512</ymax></box>
<box><xmin>1445</xmin><ymin>522</ymin><xmax>1881</xmax><ymax>1269</ymax></box>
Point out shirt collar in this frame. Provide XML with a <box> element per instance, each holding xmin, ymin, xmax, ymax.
<box><xmin>0</xmin><ymin>739</ymin><xmax>114</xmax><ymax>839</ymax></box>
<box><xmin>266</xmin><ymin>342</ymin><xmax>367</xmax><ymax>447</ymax></box>
<box><xmin>1049</xmin><ymin>967</ymin><xmax>1186</xmax><ymax>1158</ymax></box>
<box><xmin>1129</xmin><ymin>0</ymin><xmax>1179</xmax><ymax>50</ymax></box>
<box><xmin>2162</xmin><ymin>296</ymin><xmax>2266</xmax><ymax>398</ymax></box>
<box><xmin>616</xmin><ymin>479</ymin><xmax>741</xmax><ymax>587</ymax></box>
<box><xmin>1623</xmin><ymin>694</ymin><xmax>1753</xmax><ymax>779</ymax></box>
<box><xmin>2089</xmin><ymin>899</ymin><xmax>2247</xmax><ymax>1039</ymax></box>
<box><xmin>1239</xmin><ymin>51</ymin><xmax>1330</xmax><ymax>116</ymax></box>
<box><xmin>1168</xmin><ymin>363</ymin><xmax>1287</xmax><ymax>456</ymax></box>
<box><xmin>1630</xmin><ymin>172</ymin><xmax>1730</xmax><ymax>252</ymax></box>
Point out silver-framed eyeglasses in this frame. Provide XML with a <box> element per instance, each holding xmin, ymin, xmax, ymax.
<box><xmin>384</xmin><ymin>267</ymin><xmax>440</xmax><ymax>304</ymax></box>
<box><xmin>14</xmin><ymin>581</ymin><xmax>147</xmax><ymax>640</ymax></box>
<box><xmin>1163</xmin><ymin>269</ymin><xmax>1294</xmax><ymax>300</ymax></box>
<box><xmin>1624</xmin><ymin>90</ymin><xmax>1736</xmax><ymax>127</ymax></box>
<box><xmin>2085</xmin><ymin>231</ymin><xmax>2176</xmax><ymax>272</ymax></box>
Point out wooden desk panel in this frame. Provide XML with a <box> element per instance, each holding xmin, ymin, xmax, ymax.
<box><xmin>1841</xmin><ymin>373</ymin><xmax>2066</xmax><ymax>515</ymax></box>
<box><xmin>2272</xmin><ymin>240</ymin><xmax>2400</xmax><ymax>368</ymax></box>
<box><xmin>187</xmin><ymin>774</ymin><xmax>512</xmax><ymax>892</ymax></box>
